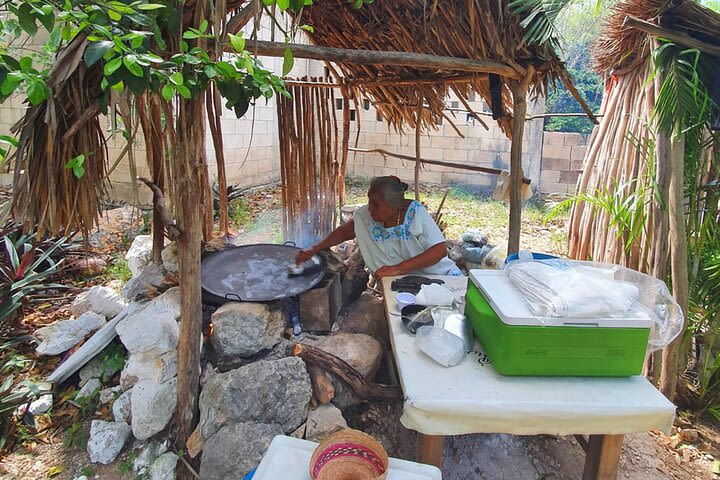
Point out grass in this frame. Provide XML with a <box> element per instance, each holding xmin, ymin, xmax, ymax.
<box><xmin>229</xmin><ymin>197</ymin><xmax>254</xmax><ymax>227</ymax></box>
<box><xmin>106</xmin><ymin>255</ymin><xmax>132</xmax><ymax>284</ymax></box>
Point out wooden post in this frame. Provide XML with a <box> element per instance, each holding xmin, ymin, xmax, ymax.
<box><xmin>417</xmin><ymin>433</ymin><xmax>444</xmax><ymax>469</ymax></box>
<box><xmin>508</xmin><ymin>82</ymin><xmax>528</xmax><ymax>255</ymax></box>
<box><xmin>582</xmin><ymin>434</ymin><xmax>624</xmax><ymax>480</ymax></box>
<box><xmin>238</xmin><ymin>40</ymin><xmax>523</xmax><ymax>78</ymax></box>
<box><xmin>415</xmin><ymin>98</ymin><xmax>422</xmax><ymax>201</ymax></box>
<box><xmin>660</xmin><ymin>134</ymin><xmax>687</xmax><ymax>400</ymax></box>
<box><xmin>647</xmin><ymin>70</ymin><xmax>671</xmax><ymax>382</ymax></box>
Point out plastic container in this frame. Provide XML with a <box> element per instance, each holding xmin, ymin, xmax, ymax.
<box><xmin>464</xmin><ymin>270</ymin><xmax>651</xmax><ymax>377</ymax></box>
<box><xmin>504</xmin><ymin>251</ymin><xmax>558</xmax><ymax>263</ymax></box>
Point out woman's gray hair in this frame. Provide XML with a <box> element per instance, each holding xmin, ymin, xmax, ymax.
<box><xmin>368</xmin><ymin>176</ymin><xmax>409</xmax><ymax>208</ymax></box>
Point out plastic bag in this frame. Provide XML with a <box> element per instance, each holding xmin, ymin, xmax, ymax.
<box><xmin>416</xmin><ymin>283</ymin><xmax>455</xmax><ymax>306</ymax></box>
<box><xmin>503</xmin><ymin>253</ymin><xmax>684</xmax><ymax>351</ymax></box>
<box><xmin>416</xmin><ymin>325</ymin><xmax>466</xmax><ymax>367</ymax></box>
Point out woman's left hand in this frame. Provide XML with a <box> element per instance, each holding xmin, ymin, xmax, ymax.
<box><xmin>374</xmin><ymin>265</ymin><xmax>405</xmax><ymax>279</ymax></box>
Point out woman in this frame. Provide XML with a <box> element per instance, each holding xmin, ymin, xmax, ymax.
<box><xmin>295</xmin><ymin>176</ymin><xmax>461</xmax><ymax>278</ymax></box>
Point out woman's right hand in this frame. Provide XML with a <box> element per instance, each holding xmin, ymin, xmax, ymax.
<box><xmin>295</xmin><ymin>249</ymin><xmax>315</xmax><ymax>266</ymax></box>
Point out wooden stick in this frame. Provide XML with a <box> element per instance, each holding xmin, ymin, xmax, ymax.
<box><xmin>348</xmin><ymin>147</ymin><xmax>531</xmax><ymax>184</ymax></box>
<box><xmin>222</xmin><ymin>0</ymin><xmax>258</xmax><ymax>37</ymax></box>
<box><xmin>451</xmin><ymin>84</ymin><xmax>489</xmax><ymax>130</ymax></box>
<box><xmin>139</xmin><ymin>177</ymin><xmax>181</xmax><ymax>239</ymax></box>
<box><xmin>624</xmin><ymin>15</ymin><xmax>720</xmax><ymax>57</ymax></box>
<box><xmin>292</xmin><ymin>343</ymin><xmax>402</xmax><ymax>400</ymax></box>
<box><xmin>415</xmin><ymin>98</ymin><xmax>422</xmax><ymax>200</ymax></box>
<box><xmin>508</xmin><ymin>82</ymin><xmax>528</xmax><ymax>255</ymax></box>
<box><xmin>239</xmin><ymin>40</ymin><xmax>523</xmax><ymax>78</ymax></box>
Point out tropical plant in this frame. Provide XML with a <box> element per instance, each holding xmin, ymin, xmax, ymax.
<box><xmin>0</xmin><ymin>224</ymin><xmax>72</xmax><ymax>325</ymax></box>
<box><xmin>0</xmin><ymin>377</ymin><xmax>46</xmax><ymax>451</ymax></box>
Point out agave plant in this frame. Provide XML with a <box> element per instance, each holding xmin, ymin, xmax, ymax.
<box><xmin>0</xmin><ymin>224</ymin><xmax>72</xmax><ymax>325</ymax></box>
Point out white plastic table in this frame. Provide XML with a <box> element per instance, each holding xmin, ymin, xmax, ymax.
<box><xmin>252</xmin><ymin>435</ymin><xmax>442</xmax><ymax>479</ymax></box>
<box><xmin>381</xmin><ymin>275</ymin><xmax>676</xmax><ymax>480</ymax></box>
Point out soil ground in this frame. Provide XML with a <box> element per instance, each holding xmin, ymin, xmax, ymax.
<box><xmin>1</xmin><ymin>180</ymin><xmax>718</xmax><ymax>479</ymax></box>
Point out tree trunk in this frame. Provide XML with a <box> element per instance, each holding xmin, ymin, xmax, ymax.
<box><xmin>660</xmin><ymin>134</ymin><xmax>687</xmax><ymax>401</ymax></box>
<box><xmin>647</xmin><ymin>72</ymin><xmax>671</xmax><ymax>383</ymax></box>
<box><xmin>508</xmin><ymin>82</ymin><xmax>527</xmax><ymax>255</ymax></box>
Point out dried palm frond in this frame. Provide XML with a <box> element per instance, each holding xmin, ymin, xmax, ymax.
<box><xmin>11</xmin><ymin>35</ymin><xmax>107</xmax><ymax>238</ymax></box>
<box><xmin>293</xmin><ymin>0</ymin><xmax>571</xmax><ymax>134</ymax></box>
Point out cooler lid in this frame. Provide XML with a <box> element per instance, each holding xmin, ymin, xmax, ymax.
<box><xmin>468</xmin><ymin>270</ymin><xmax>653</xmax><ymax>328</ymax></box>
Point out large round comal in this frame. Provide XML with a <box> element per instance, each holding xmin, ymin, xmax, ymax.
<box><xmin>201</xmin><ymin>243</ymin><xmax>327</xmax><ymax>305</ymax></box>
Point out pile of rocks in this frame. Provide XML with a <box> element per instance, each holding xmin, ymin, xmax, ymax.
<box><xmin>39</xmin><ymin>229</ymin><xmax>389</xmax><ymax>478</ymax></box>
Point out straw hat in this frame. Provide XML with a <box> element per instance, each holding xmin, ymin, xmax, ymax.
<box><xmin>309</xmin><ymin>428</ymin><xmax>389</xmax><ymax>480</ymax></box>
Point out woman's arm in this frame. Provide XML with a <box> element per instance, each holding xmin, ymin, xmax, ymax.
<box><xmin>295</xmin><ymin>220</ymin><xmax>356</xmax><ymax>265</ymax></box>
<box><xmin>375</xmin><ymin>242</ymin><xmax>447</xmax><ymax>278</ymax></box>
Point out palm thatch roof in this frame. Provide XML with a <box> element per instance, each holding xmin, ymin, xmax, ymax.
<box><xmin>295</xmin><ymin>0</ymin><xmax>574</xmax><ymax>135</ymax></box>
<box><xmin>594</xmin><ymin>0</ymin><xmax>720</xmax><ymax>75</ymax></box>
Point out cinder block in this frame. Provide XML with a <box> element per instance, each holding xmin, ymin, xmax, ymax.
<box><xmin>443</xmin><ymin>172</ymin><xmax>468</xmax><ymax>185</ymax></box>
<box><xmin>570</xmin><ymin>146</ymin><xmax>587</xmax><ymax>161</ymax></box>
<box><xmin>560</xmin><ymin>170</ymin><xmax>580</xmax><ymax>184</ymax></box>
<box><xmin>571</xmin><ymin>159</ymin><xmax>584</xmax><ymax>171</ymax></box>
<box><xmin>543</xmin><ymin>132</ymin><xmax>566</xmax><ymax>146</ymax></box>
<box><xmin>542</xmin><ymin>144</ymin><xmax>571</xmax><ymax>160</ymax></box>
<box><xmin>540</xmin><ymin>170</ymin><xmax>562</xmax><ymax>183</ymax></box>
<box><xmin>542</xmin><ymin>158</ymin><xmax>570</xmax><ymax>172</ymax></box>
<box><xmin>419</xmin><ymin>171</ymin><xmax>443</xmax><ymax>184</ymax></box>
<box><xmin>443</xmin><ymin>149</ymin><xmax>468</xmax><ymax>162</ymax></box>
<box><xmin>299</xmin><ymin>273</ymin><xmax>342</xmax><ymax>333</ymax></box>
<box><xmin>563</xmin><ymin>133</ymin><xmax>590</xmax><ymax>147</ymax></box>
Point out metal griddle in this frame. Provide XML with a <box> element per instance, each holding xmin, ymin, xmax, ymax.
<box><xmin>201</xmin><ymin>243</ymin><xmax>327</xmax><ymax>305</ymax></box>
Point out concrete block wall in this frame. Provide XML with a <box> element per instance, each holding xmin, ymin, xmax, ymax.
<box><xmin>538</xmin><ymin>131</ymin><xmax>589</xmax><ymax>194</ymax></box>
<box><xmin>345</xmin><ymin>94</ymin><xmax>546</xmax><ymax>192</ymax></box>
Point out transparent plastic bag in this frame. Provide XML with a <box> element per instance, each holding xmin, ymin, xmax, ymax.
<box><xmin>502</xmin><ymin>253</ymin><xmax>684</xmax><ymax>351</ymax></box>
<box><xmin>416</xmin><ymin>325</ymin><xmax>466</xmax><ymax>367</ymax></box>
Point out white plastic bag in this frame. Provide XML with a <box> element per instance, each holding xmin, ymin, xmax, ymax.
<box><xmin>503</xmin><ymin>255</ymin><xmax>684</xmax><ymax>351</ymax></box>
<box><xmin>416</xmin><ymin>284</ymin><xmax>455</xmax><ymax>306</ymax></box>
<box><xmin>416</xmin><ymin>325</ymin><xmax>466</xmax><ymax>367</ymax></box>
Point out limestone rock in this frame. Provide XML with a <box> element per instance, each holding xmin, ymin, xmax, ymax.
<box><xmin>76</xmin><ymin>378</ymin><xmax>101</xmax><ymax>401</ymax></box>
<box><xmin>335</xmin><ymin>292</ymin><xmax>388</xmax><ymax>343</ymax></box>
<box><xmin>149</xmin><ymin>452</ymin><xmax>178</xmax><ymax>480</ymax></box>
<box><xmin>71</xmin><ymin>286</ymin><xmax>127</xmax><ymax>319</ymax></box>
<box><xmin>99</xmin><ymin>386</ymin><xmax>123</xmax><ymax>404</ymax></box>
<box><xmin>122</xmin><ymin>264</ymin><xmax>167</xmax><ymax>301</ymax></box>
<box><xmin>88</xmin><ymin>206</ymin><xmax>143</xmax><ymax>248</ymax></box>
<box><xmin>305</xmin><ymin>404</ymin><xmax>348</xmax><ymax>442</ymax></box>
<box><xmin>79</xmin><ymin>353</ymin><xmax>120</xmax><ymax>387</ymax></box>
<box><xmin>73</xmin><ymin>476</ymin><xmax>88</xmax><ymax>480</ymax></box>
<box><xmin>87</xmin><ymin>420</ymin><xmax>131</xmax><ymax>464</ymax></box>
<box><xmin>161</xmin><ymin>242</ymin><xmax>179</xmax><ymax>274</ymax></box>
<box><xmin>199</xmin><ymin>423</ymin><xmax>282</xmax><ymax>480</ymax></box>
<box><xmin>120</xmin><ymin>351</ymin><xmax>177</xmax><ymax>390</ymax></box>
<box><xmin>133</xmin><ymin>440</ymin><xmax>168</xmax><ymax>474</ymax></box>
<box><xmin>209</xmin><ymin>302</ymin><xmax>284</xmax><ymax>360</ymax></box>
<box><xmin>116</xmin><ymin>310</ymin><xmax>178</xmax><ymax>357</ymax></box>
<box><xmin>35</xmin><ymin>312</ymin><xmax>107</xmax><ymax>356</ymax></box>
<box><xmin>126</xmin><ymin>235</ymin><xmax>154</xmax><ymax>278</ymax></box>
<box><xmin>27</xmin><ymin>392</ymin><xmax>53</xmax><ymax>416</ymax></box>
<box><xmin>198</xmin><ymin>357</ymin><xmax>311</xmax><ymax>439</ymax></box>
<box><xmin>304</xmin><ymin>333</ymin><xmax>383</xmax><ymax>408</ymax></box>
<box><xmin>131</xmin><ymin>378</ymin><xmax>177</xmax><ymax>441</ymax></box>
<box><xmin>113</xmin><ymin>388</ymin><xmax>132</xmax><ymax>424</ymax></box>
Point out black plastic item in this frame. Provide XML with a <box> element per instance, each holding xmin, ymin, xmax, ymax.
<box><xmin>489</xmin><ymin>74</ymin><xmax>504</xmax><ymax>120</ymax></box>
<box><xmin>391</xmin><ymin>275</ymin><xmax>445</xmax><ymax>295</ymax></box>
<box><xmin>201</xmin><ymin>243</ymin><xmax>327</xmax><ymax>306</ymax></box>
<box><xmin>401</xmin><ymin>305</ymin><xmax>434</xmax><ymax>334</ymax></box>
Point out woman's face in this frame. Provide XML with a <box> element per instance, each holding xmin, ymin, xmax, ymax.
<box><xmin>367</xmin><ymin>191</ymin><xmax>395</xmax><ymax>223</ymax></box>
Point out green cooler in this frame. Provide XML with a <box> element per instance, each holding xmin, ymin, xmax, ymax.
<box><xmin>464</xmin><ymin>270</ymin><xmax>651</xmax><ymax>377</ymax></box>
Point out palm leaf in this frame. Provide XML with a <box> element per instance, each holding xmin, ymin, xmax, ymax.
<box><xmin>509</xmin><ymin>0</ymin><xmax>574</xmax><ymax>47</ymax></box>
